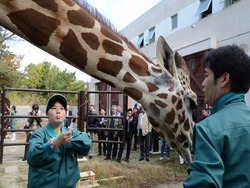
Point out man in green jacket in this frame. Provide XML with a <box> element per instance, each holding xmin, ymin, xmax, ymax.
<box><xmin>184</xmin><ymin>45</ymin><xmax>250</xmax><ymax>187</ymax></box>
<box><xmin>27</xmin><ymin>94</ymin><xmax>91</xmax><ymax>188</ymax></box>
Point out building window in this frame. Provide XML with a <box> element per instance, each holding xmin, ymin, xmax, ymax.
<box><xmin>196</xmin><ymin>0</ymin><xmax>212</xmax><ymax>18</ymax></box>
<box><xmin>225</xmin><ymin>0</ymin><xmax>240</xmax><ymax>7</ymax></box>
<box><xmin>137</xmin><ymin>34</ymin><xmax>144</xmax><ymax>48</ymax></box>
<box><xmin>145</xmin><ymin>27</ymin><xmax>155</xmax><ymax>45</ymax></box>
<box><xmin>171</xmin><ymin>14</ymin><xmax>178</xmax><ymax>30</ymax></box>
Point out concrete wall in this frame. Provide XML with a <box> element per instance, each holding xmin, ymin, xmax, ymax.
<box><xmin>6</xmin><ymin>106</ymin><xmax>78</xmax><ymax>125</ymax></box>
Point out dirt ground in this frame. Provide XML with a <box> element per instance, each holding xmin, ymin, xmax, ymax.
<box><xmin>0</xmin><ymin>132</ymin><xmax>183</xmax><ymax>188</ymax></box>
<box><xmin>0</xmin><ymin>132</ymin><xmax>28</xmax><ymax>188</ymax></box>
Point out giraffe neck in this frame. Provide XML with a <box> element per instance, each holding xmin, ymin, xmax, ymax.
<box><xmin>0</xmin><ymin>0</ymin><xmax>160</xmax><ymax>101</ymax></box>
<box><xmin>0</xmin><ymin>0</ymin><xmax>197</xmax><ymax>164</ymax></box>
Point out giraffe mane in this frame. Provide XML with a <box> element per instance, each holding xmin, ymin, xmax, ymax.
<box><xmin>74</xmin><ymin>0</ymin><xmax>117</xmax><ymax>32</ymax></box>
<box><xmin>74</xmin><ymin>0</ymin><xmax>153</xmax><ymax>64</ymax></box>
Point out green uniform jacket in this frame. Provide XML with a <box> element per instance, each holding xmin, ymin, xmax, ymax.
<box><xmin>184</xmin><ymin>92</ymin><xmax>250</xmax><ymax>188</ymax></box>
<box><xmin>27</xmin><ymin>124</ymin><xmax>91</xmax><ymax>188</ymax></box>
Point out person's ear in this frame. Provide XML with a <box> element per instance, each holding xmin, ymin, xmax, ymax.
<box><xmin>220</xmin><ymin>72</ymin><xmax>231</xmax><ymax>88</ymax></box>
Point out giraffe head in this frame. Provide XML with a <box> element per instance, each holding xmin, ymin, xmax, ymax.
<box><xmin>136</xmin><ymin>36</ymin><xmax>197</xmax><ymax>164</ymax></box>
<box><xmin>0</xmin><ymin>0</ymin><xmax>197</xmax><ymax>163</ymax></box>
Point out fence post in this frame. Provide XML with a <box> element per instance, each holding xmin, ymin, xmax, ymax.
<box><xmin>78</xmin><ymin>91</ymin><xmax>86</xmax><ymax>132</ymax></box>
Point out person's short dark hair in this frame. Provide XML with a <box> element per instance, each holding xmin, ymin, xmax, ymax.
<box><xmin>46</xmin><ymin>94</ymin><xmax>67</xmax><ymax>112</ymax></box>
<box><xmin>203</xmin><ymin>45</ymin><xmax>250</xmax><ymax>93</ymax></box>
<box><xmin>32</xmin><ymin>104</ymin><xmax>39</xmax><ymax>111</ymax></box>
<box><xmin>127</xmin><ymin>108</ymin><xmax>133</xmax><ymax>113</ymax></box>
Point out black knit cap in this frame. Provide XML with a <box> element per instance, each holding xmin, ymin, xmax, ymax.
<box><xmin>46</xmin><ymin>94</ymin><xmax>67</xmax><ymax>113</ymax></box>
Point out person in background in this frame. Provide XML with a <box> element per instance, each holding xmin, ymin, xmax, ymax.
<box><xmin>23</xmin><ymin>104</ymin><xmax>42</xmax><ymax>161</ymax></box>
<box><xmin>5</xmin><ymin>104</ymin><xmax>17</xmax><ymax>141</ymax></box>
<box><xmin>27</xmin><ymin>104</ymin><xmax>42</xmax><ymax>129</ymax></box>
<box><xmin>98</xmin><ymin>108</ymin><xmax>107</xmax><ymax>156</ymax></box>
<box><xmin>27</xmin><ymin>94</ymin><xmax>91</xmax><ymax>188</ymax></box>
<box><xmin>117</xmin><ymin>105</ymin><xmax>123</xmax><ymax>116</ymax></box>
<box><xmin>184</xmin><ymin>45</ymin><xmax>250</xmax><ymax>187</ymax></box>
<box><xmin>116</xmin><ymin>104</ymin><xmax>124</xmax><ymax>160</ymax></box>
<box><xmin>3</xmin><ymin>99</ymin><xmax>11</xmax><ymax>139</ymax></box>
<box><xmin>64</xmin><ymin>105</ymin><xmax>73</xmax><ymax>128</ymax></box>
<box><xmin>132</xmin><ymin>107</ymin><xmax>139</xmax><ymax>151</ymax></box>
<box><xmin>117</xmin><ymin>108</ymin><xmax>134</xmax><ymax>163</ymax></box>
<box><xmin>138</xmin><ymin>106</ymin><xmax>152</xmax><ymax>162</ymax></box>
<box><xmin>201</xmin><ymin>109</ymin><xmax>209</xmax><ymax>119</ymax></box>
<box><xmin>104</xmin><ymin>105</ymin><xmax>121</xmax><ymax>160</ymax></box>
<box><xmin>159</xmin><ymin>137</ymin><xmax>170</xmax><ymax>161</ymax></box>
<box><xmin>87</xmin><ymin>104</ymin><xmax>99</xmax><ymax>159</ymax></box>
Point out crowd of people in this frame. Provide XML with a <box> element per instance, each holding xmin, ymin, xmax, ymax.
<box><xmin>85</xmin><ymin>103</ymin><xmax>184</xmax><ymax>164</ymax></box>
<box><xmin>85</xmin><ymin>103</ymin><xmax>192</xmax><ymax>165</ymax></box>
<box><xmin>85</xmin><ymin>103</ymin><xmax>154</xmax><ymax>163</ymax></box>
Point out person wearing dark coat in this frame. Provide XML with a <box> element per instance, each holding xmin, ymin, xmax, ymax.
<box><xmin>117</xmin><ymin>108</ymin><xmax>134</xmax><ymax>163</ymax></box>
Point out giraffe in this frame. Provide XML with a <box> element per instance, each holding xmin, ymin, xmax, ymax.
<box><xmin>0</xmin><ymin>0</ymin><xmax>197</xmax><ymax>164</ymax></box>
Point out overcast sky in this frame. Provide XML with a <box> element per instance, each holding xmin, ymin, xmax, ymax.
<box><xmin>9</xmin><ymin>0</ymin><xmax>161</xmax><ymax>82</ymax></box>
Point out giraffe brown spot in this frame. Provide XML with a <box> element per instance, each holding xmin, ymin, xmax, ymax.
<box><xmin>148</xmin><ymin>116</ymin><xmax>159</xmax><ymax>128</ymax></box>
<box><xmin>168</xmin><ymin>87</ymin><xmax>174</xmax><ymax>92</ymax></box>
<box><xmin>62</xmin><ymin>0</ymin><xmax>75</xmax><ymax>6</ymax></box>
<box><xmin>8</xmin><ymin>9</ymin><xmax>60</xmax><ymax>46</ymax></box>
<box><xmin>123</xmin><ymin>72</ymin><xmax>136</xmax><ymax>83</ymax></box>
<box><xmin>183</xmin><ymin>119</ymin><xmax>190</xmax><ymax>131</ymax></box>
<box><xmin>123</xmin><ymin>87</ymin><xmax>142</xmax><ymax>101</ymax></box>
<box><xmin>155</xmin><ymin>100</ymin><xmax>168</xmax><ymax>108</ymax></box>
<box><xmin>146</xmin><ymin>82</ymin><xmax>159</xmax><ymax>92</ymax></box>
<box><xmin>33</xmin><ymin>0</ymin><xmax>58</xmax><ymax>11</ymax></box>
<box><xmin>157</xmin><ymin>93</ymin><xmax>168</xmax><ymax>99</ymax></box>
<box><xmin>176</xmin><ymin>100</ymin><xmax>183</xmax><ymax>110</ymax></box>
<box><xmin>129</xmin><ymin>55</ymin><xmax>150</xmax><ymax>76</ymax></box>
<box><xmin>172</xmin><ymin>95</ymin><xmax>177</xmax><ymax>104</ymax></box>
<box><xmin>97</xmin><ymin>59</ymin><xmax>122</xmax><ymax>77</ymax></box>
<box><xmin>177</xmin><ymin>132</ymin><xmax>188</xmax><ymax>144</ymax></box>
<box><xmin>81</xmin><ymin>33</ymin><xmax>100</xmax><ymax>50</ymax></box>
<box><xmin>183</xmin><ymin>142</ymin><xmax>189</xmax><ymax>148</ymax></box>
<box><xmin>149</xmin><ymin>102</ymin><xmax>160</xmax><ymax>115</ymax></box>
<box><xmin>166</xmin><ymin>131</ymin><xmax>175</xmax><ymax>140</ymax></box>
<box><xmin>151</xmin><ymin>66</ymin><xmax>162</xmax><ymax>73</ymax></box>
<box><xmin>101</xmin><ymin>27</ymin><xmax>123</xmax><ymax>44</ymax></box>
<box><xmin>165</xmin><ymin>108</ymin><xmax>175</xmax><ymax>125</ymax></box>
<box><xmin>178</xmin><ymin>111</ymin><xmax>185</xmax><ymax>124</ymax></box>
<box><xmin>103</xmin><ymin>40</ymin><xmax>124</xmax><ymax>56</ymax></box>
<box><xmin>68</xmin><ymin>9</ymin><xmax>95</xmax><ymax>28</ymax></box>
<box><xmin>170</xmin><ymin>142</ymin><xmax>177</xmax><ymax>149</ymax></box>
<box><xmin>60</xmin><ymin>29</ymin><xmax>87</xmax><ymax>69</ymax></box>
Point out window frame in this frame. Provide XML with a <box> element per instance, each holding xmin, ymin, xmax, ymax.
<box><xmin>145</xmin><ymin>27</ymin><xmax>155</xmax><ymax>45</ymax></box>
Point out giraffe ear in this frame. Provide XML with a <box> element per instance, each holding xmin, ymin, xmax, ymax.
<box><xmin>156</xmin><ymin>36</ymin><xmax>178</xmax><ymax>80</ymax></box>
